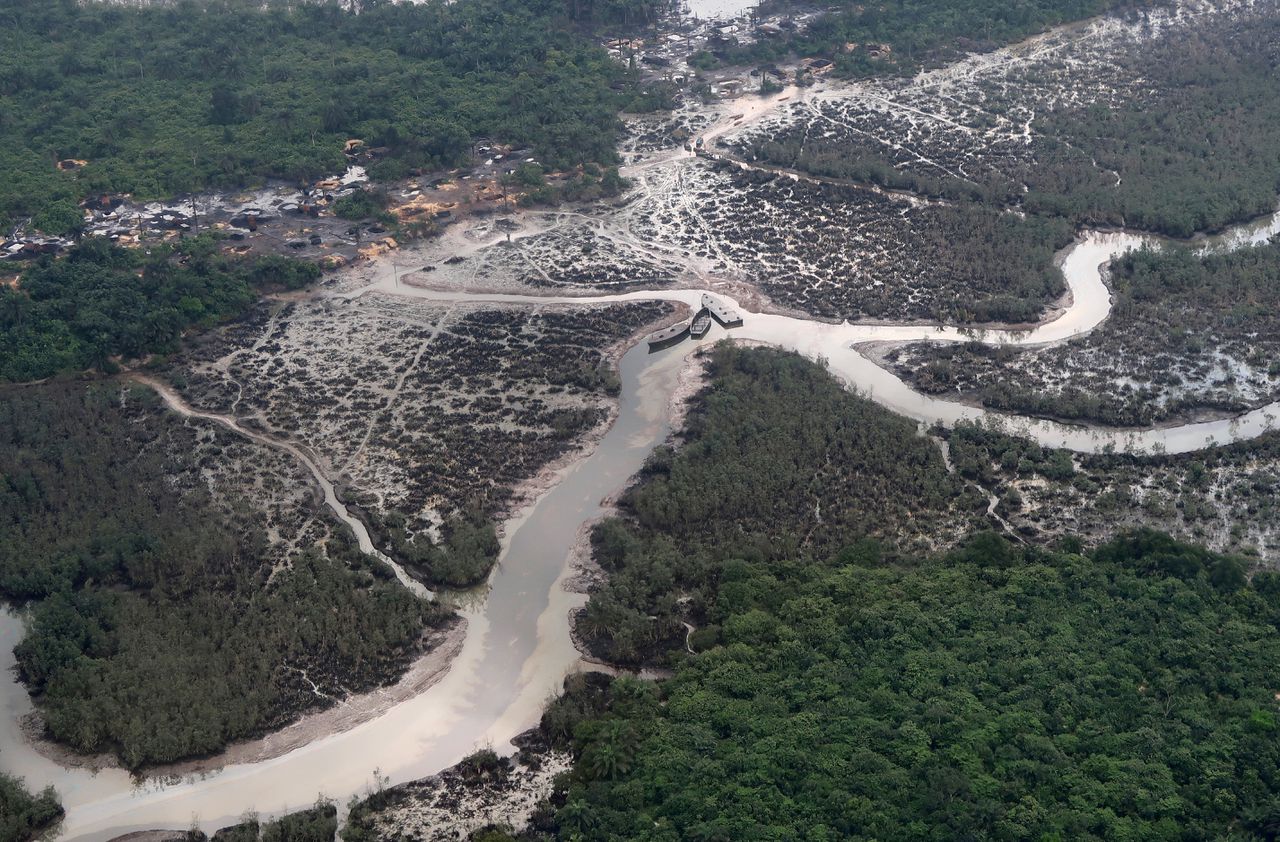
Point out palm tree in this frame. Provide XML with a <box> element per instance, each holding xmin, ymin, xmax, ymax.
<box><xmin>582</xmin><ymin>719</ymin><xmax>637</xmax><ymax>780</ymax></box>
<box><xmin>557</xmin><ymin>799</ymin><xmax>599</xmax><ymax>838</ymax></box>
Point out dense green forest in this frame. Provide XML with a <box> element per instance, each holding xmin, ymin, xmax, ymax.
<box><xmin>1</xmin><ymin>383</ymin><xmax>447</xmax><ymax>768</ymax></box>
<box><xmin>544</xmin><ymin>530</ymin><xmax>1280</xmax><ymax>840</ymax></box>
<box><xmin>0</xmin><ymin>237</ymin><xmax>318</xmax><ymax>383</ymax></box>
<box><xmin>511</xmin><ymin>349</ymin><xmax>1280</xmax><ymax>840</ymax></box>
<box><xmin>0</xmin><ymin>771</ymin><xmax>61</xmax><ymax>842</ymax></box>
<box><xmin>580</xmin><ymin>345</ymin><xmax>984</xmax><ymax>663</ymax></box>
<box><xmin>0</xmin><ymin>0</ymin><xmax>642</xmax><ymax>233</ymax></box>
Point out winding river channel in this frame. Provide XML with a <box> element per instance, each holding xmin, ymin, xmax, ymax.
<box><xmin>5</xmin><ymin>57</ymin><xmax>1280</xmax><ymax>842</ymax></box>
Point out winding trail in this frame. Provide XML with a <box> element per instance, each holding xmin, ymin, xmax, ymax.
<box><xmin>130</xmin><ymin>374</ymin><xmax>433</xmax><ymax>602</ymax></box>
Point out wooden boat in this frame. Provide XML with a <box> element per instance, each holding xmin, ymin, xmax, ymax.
<box><xmin>689</xmin><ymin>310</ymin><xmax>712</xmax><ymax>339</ymax></box>
<box><xmin>647</xmin><ymin>320</ymin><xmax>691</xmax><ymax>351</ymax></box>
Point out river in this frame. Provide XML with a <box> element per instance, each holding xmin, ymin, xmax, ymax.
<box><xmin>3</xmin><ymin>202</ymin><xmax>1278</xmax><ymax>839</ymax></box>
<box><xmin>5</xmin><ymin>39</ymin><xmax>1280</xmax><ymax>841</ymax></box>
<box><xmin>345</xmin><ymin>203</ymin><xmax>1280</xmax><ymax>457</ymax></box>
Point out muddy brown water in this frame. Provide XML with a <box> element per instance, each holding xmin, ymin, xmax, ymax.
<box><xmin>0</xmin><ymin>332</ymin><xmax>698</xmax><ymax>840</ymax></box>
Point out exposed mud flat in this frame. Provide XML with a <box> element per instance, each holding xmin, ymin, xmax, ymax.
<box><xmin>170</xmin><ymin>294</ymin><xmax>674</xmax><ymax>551</ymax></box>
<box><xmin>724</xmin><ymin>0</ymin><xmax>1260</xmax><ymax>203</ymax></box>
<box><xmin>352</xmin><ymin>156</ymin><xmax>1071</xmax><ymax>325</ymax></box>
<box><xmin>347</xmin><ymin>744</ymin><xmax>571</xmax><ymax>841</ymax></box>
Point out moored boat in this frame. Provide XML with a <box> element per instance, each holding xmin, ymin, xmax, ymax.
<box><xmin>647</xmin><ymin>320</ymin><xmax>691</xmax><ymax>351</ymax></box>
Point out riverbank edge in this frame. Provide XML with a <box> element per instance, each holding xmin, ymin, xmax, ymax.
<box><xmin>17</xmin><ymin>618</ymin><xmax>467</xmax><ymax>780</ymax></box>
<box><xmin>561</xmin><ymin>345</ymin><xmax>715</xmax><ymax>673</ymax></box>
<box><xmin>492</xmin><ymin>300</ymin><xmax>691</xmax><ymax>541</ymax></box>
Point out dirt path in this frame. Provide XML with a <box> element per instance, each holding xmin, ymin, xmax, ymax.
<box><xmin>127</xmin><ymin>373</ymin><xmax>434</xmax><ymax>601</ymax></box>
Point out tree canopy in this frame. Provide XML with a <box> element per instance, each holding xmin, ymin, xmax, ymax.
<box><xmin>0</xmin><ymin>236</ymin><xmax>318</xmax><ymax>382</ymax></box>
<box><xmin>552</xmin><ymin>530</ymin><xmax>1280</xmax><ymax>840</ymax></box>
<box><xmin>0</xmin><ymin>771</ymin><xmax>61</xmax><ymax>842</ymax></box>
<box><xmin>535</xmin><ymin>349</ymin><xmax>1280</xmax><ymax>840</ymax></box>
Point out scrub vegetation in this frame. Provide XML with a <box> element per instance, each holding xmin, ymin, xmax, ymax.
<box><xmin>0</xmin><ymin>382</ymin><xmax>448</xmax><ymax>769</ymax></box>
<box><xmin>730</xmin><ymin>3</ymin><xmax>1280</xmax><ymax>239</ymax></box>
<box><xmin>172</xmin><ymin>296</ymin><xmax>673</xmax><ymax>589</ymax></box>
<box><xmin>889</xmin><ymin>241</ymin><xmax>1280</xmax><ymax>427</ymax></box>
<box><xmin>942</xmin><ymin>421</ymin><xmax>1280</xmax><ymax>563</ymax></box>
<box><xmin>687</xmin><ymin>166</ymin><xmax>1072</xmax><ymax>323</ymax></box>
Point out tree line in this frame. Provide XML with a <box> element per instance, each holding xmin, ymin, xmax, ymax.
<box><xmin>0</xmin><ymin>236</ymin><xmax>318</xmax><ymax>383</ymax></box>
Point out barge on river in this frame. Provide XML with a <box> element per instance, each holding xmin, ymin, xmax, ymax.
<box><xmin>648</xmin><ymin>294</ymin><xmax>744</xmax><ymax>351</ymax></box>
<box><xmin>702</xmin><ymin>293</ymin><xmax>743</xmax><ymax>327</ymax></box>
